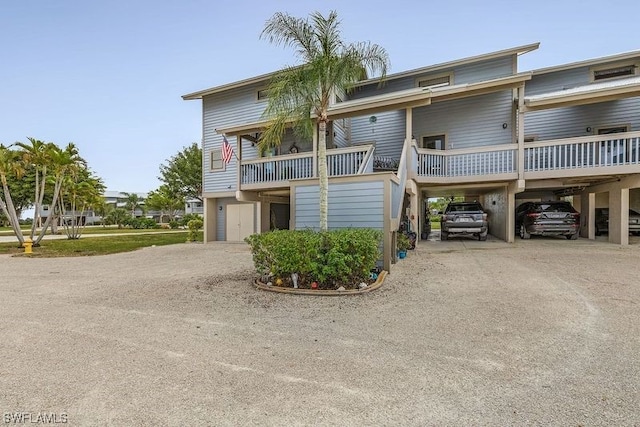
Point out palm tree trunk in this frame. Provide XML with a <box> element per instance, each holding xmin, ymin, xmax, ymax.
<box><xmin>1</xmin><ymin>177</ymin><xmax>25</xmax><ymax>245</ymax></box>
<box><xmin>30</xmin><ymin>170</ymin><xmax>39</xmax><ymax>240</ymax></box>
<box><xmin>317</xmin><ymin>119</ymin><xmax>329</xmax><ymax>232</ymax></box>
<box><xmin>35</xmin><ymin>178</ymin><xmax>63</xmax><ymax>245</ymax></box>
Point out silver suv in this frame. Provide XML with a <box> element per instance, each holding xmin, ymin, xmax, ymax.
<box><xmin>441</xmin><ymin>202</ymin><xmax>488</xmax><ymax>241</ymax></box>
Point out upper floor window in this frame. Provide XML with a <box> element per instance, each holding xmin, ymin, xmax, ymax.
<box><xmin>257</xmin><ymin>88</ymin><xmax>269</xmax><ymax>101</ymax></box>
<box><xmin>210</xmin><ymin>149</ymin><xmax>225</xmax><ymax>171</ymax></box>
<box><xmin>592</xmin><ymin>63</ymin><xmax>637</xmax><ymax>82</ymax></box>
<box><xmin>417</xmin><ymin>73</ymin><xmax>452</xmax><ymax>89</ymax></box>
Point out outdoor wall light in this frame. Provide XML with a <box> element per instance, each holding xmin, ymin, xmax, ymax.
<box><xmin>219</xmin><ymin>206</ymin><xmax>223</xmax><ymax>211</ymax></box>
<box><xmin>586</xmin><ymin>126</ymin><xmax>592</xmax><ymax>132</ymax></box>
<box><xmin>502</xmin><ymin>123</ymin><xmax>508</xmax><ymax>129</ymax></box>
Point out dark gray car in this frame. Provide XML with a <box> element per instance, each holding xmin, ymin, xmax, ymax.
<box><xmin>595</xmin><ymin>208</ymin><xmax>640</xmax><ymax>236</ymax></box>
<box><xmin>441</xmin><ymin>202</ymin><xmax>488</xmax><ymax>241</ymax></box>
<box><xmin>515</xmin><ymin>201</ymin><xmax>580</xmax><ymax>240</ymax></box>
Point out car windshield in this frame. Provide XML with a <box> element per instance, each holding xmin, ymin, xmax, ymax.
<box><xmin>534</xmin><ymin>203</ymin><xmax>573</xmax><ymax>213</ymax></box>
<box><xmin>448</xmin><ymin>204</ymin><xmax>482</xmax><ymax>212</ymax></box>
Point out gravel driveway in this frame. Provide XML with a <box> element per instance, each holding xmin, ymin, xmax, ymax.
<box><xmin>0</xmin><ymin>238</ymin><xmax>638</xmax><ymax>426</ymax></box>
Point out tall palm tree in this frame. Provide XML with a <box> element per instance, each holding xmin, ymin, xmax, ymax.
<box><xmin>15</xmin><ymin>138</ymin><xmax>49</xmax><ymax>238</ymax></box>
<box><xmin>260</xmin><ymin>10</ymin><xmax>389</xmax><ymax>231</ymax></box>
<box><xmin>34</xmin><ymin>143</ymin><xmax>85</xmax><ymax>245</ymax></box>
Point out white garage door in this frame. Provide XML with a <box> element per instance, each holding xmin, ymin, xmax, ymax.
<box><xmin>226</xmin><ymin>204</ymin><xmax>254</xmax><ymax>241</ymax></box>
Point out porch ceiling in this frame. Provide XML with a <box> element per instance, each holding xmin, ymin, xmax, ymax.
<box><xmin>523</xmin><ymin>76</ymin><xmax>640</xmax><ymax>111</ymax></box>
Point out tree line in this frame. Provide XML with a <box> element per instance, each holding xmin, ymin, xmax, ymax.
<box><xmin>1</xmin><ymin>139</ymin><xmax>202</xmax><ymax>245</ymax></box>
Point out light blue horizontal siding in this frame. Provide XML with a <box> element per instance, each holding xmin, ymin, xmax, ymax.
<box><xmin>526</xmin><ymin>67</ymin><xmax>590</xmax><ymax>96</ymax></box>
<box><xmin>350</xmin><ymin>56</ymin><xmax>515</xmax><ymax>99</ymax></box>
<box><xmin>203</xmin><ymin>83</ymin><xmax>270</xmax><ymax>193</ymax></box>
<box><xmin>525</xmin><ymin>98</ymin><xmax>640</xmax><ymax>140</ymax></box>
<box><xmin>413</xmin><ymin>90</ymin><xmax>514</xmax><ymax>149</ymax></box>
<box><xmin>350</xmin><ymin>110</ymin><xmax>405</xmax><ymax>159</ymax></box>
<box><xmin>295</xmin><ymin>181</ymin><xmax>385</xmax><ymax>230</ymax></box>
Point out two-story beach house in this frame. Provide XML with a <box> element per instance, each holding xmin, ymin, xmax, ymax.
<box><xmin>183</xmin><ymin>43</ymin><xmax>640</xmax><ymax>270</ymax></box>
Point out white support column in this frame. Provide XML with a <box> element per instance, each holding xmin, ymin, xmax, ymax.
<box><xmin>516</xmin><ymin>84</ymin><xmax>525</xmax><ymax>189</ymax></box>
<box><xmin>506</xmin><ymin>182</ymin><xmax>517</xmax><ymax>243</ymax></box>
<box><xmin>405</xmin><ymin>108</ymin><xmax>413</xmax><ymax>142</ymax></box>
<box><xmin>609</xmin><ymin>187</ymin><xmax>630</xmax><ymax>245</ymax></box>
<box><xmin>587</xmin><ymin>192</ymin><xmax>596</xmax><ymax>240</ymax></box>
<box><xmin>236</xmin><ymin>135</ymin><xmax>242</xmax><ymax>191</ymax></box>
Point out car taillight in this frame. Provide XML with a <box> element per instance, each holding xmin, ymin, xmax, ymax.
<box><xmin>527</xmin><ymin>213</ymin><xmax>540</xmax><ymax>218</ymax></box>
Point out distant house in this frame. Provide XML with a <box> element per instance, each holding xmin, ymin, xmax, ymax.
<box><xmin>184</xmin><ymin>198</ymin><xmax>204</xmax><ymax>216</ymax></box>
<box><xmin>40</xmin><ymin>191</ymin><xmax>178</xmax><ymax>225</ymax></box>
<box><xmin>183</xmin><ymin>43</ymin><xmax>640</xmax><ymax>270</ymax></box>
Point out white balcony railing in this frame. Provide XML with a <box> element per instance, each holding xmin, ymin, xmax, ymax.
<box><xmin>524</xmin><ymin>132</ymin><xmax>640</xmax><ymax>172</ymax></box>
<box><xmin>414</xmin><ymin>144</ymin><xmax>517</xmax><ymax>178</ymax></box>
<box><xmin>327</xmin><ymin>144</ymin><xmax>374</xmax><ymax>176</ymax></box>
<box><xmin>240</xmin><ymin>145</ymin><xmax>374</xmax><ymax>186</ymax></box>
<box><xmin>241</xmin><ymin>152</ymin><xmax>314</xmax><ymax>185</ymax></box>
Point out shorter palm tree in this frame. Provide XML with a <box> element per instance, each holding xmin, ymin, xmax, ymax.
<box><xmin>260</xmin><ymin>10</ymin><xmax>389</xmax><ymax>231</ymax></box>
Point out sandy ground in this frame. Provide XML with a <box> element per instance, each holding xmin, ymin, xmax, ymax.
<box><xmin>0</xmin><ymin>237</ymin><xmax>639</xmax><ymax>426</ymax></box>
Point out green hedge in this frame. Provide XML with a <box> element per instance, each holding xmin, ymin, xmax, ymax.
<box><xmin>245</xmin><ymin>229</ymin><xmax>382</xmax><ymax>289</ymax></box>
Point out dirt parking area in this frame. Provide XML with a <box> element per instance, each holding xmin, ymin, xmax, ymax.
<box><xmin>0</xmin><ymin>239</ymin><xmax>639</xmax><ymax>426</ymax></box>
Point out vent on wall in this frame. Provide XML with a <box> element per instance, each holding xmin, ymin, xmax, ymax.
<box><xmin>417</xmin><ymin>74</ymin><xmax>451</xmax><ymax>88</ymax></box>
<box><xmin>593</xmin><ymin>65</ymin><xmax>636</xmax><ymax>81</ymax></box>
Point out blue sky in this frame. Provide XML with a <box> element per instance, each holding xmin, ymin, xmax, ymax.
<box><xmin>1</xmin><ymin>0</ymin><xmax>639</xmax><ymax>193</ymax></box>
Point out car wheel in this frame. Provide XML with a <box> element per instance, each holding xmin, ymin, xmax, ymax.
<box><xmin>567</xmin><ymin>233</ymin><xmax>578</xmax><ymax>240</ymax></box>
<box><xmin>519</xmin><ymin>224</ymin><xmax>530</xmax><ymax>239</ymax></box>
<box><xmin>440</xmin><ymin>231</ymin><xmax>448</xmax><ymax>241</ymax></box>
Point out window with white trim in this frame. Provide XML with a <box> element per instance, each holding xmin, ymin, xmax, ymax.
<box><xmin>417</xmin><ymin>74</ymin><xmax>451</xmax><ymax>89</ymax></box>
<box><xmin>210</xmin><ymin>148</ymin><xmax>225</xmax><ymax>171</ymax></box>
<box><xmin>421</xmin><ymin>134</ymin><xmax>446</xmax><ymax>150</ymax></box>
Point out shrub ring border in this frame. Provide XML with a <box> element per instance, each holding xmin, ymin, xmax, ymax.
<box><xmin>254</xmin><ymin>270</ymin><xmax>387</xmax><ymax>296</ymax></box>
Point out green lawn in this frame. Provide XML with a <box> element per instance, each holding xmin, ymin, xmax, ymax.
<box><xmin>430</xmin><ymin>220</ymin><xmax>441</xmax><ymax>230</ymax></box>
<box><xmin>0</xmin><ymin>232</ymin><xmax>202</xmax><ymax>257</ymax></box>
<box><xmin>0</xmin><ymin>226</ymin><xmax>176</xmax><ymax>237</ymax></box>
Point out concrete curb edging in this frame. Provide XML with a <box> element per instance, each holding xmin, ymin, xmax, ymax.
<box><xmin>253</xmin><ymin>270</ymin><xmax>388</xmax><ymax>296</ymax></box>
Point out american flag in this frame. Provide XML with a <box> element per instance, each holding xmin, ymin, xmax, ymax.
<box><xmin>222</xmin><ymin>135</ymin><xmax>234</xmax><ymax>164</ymax></box>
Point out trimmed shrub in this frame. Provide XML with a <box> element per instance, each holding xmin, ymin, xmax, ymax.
<box><xmin>187</xmin><ymin>218</ymin><xmax>203</xmax><ymax>241</ymax></box>
<box><xmin>245</xmin><ymin>228</ymin><xmax>382</xmax><ymax>289</ymax></box>
<box><xmin>180</xmin><ymin>213</ymin><xmax>201</xmax><ymax>227</ymax></box>
<box><xmin>168</xmin><ymin>220</ymin><xmax>180</xmax><ymax>229</ymax></box>
<box><xmin>123</xmin><ymin>217</ymin><xmax>159</xmax><ymax>229</ymax></box>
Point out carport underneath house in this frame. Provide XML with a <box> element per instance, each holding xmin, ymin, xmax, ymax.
<box><xmin>413</xmin><ymin>175</ymin><xmax>640</xmax><ymax>245</ymax></box>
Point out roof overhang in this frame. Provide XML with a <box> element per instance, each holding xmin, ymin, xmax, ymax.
<box><xmin>523</xmin><ymin>76</ymin><xmax>640</xmax><ymax>111</ymax></box>
<box><xmin>532</xmin><ymin>50</ymin><xmax>640</xmax><ymax>75</ymax></box>
<box><xmin>182</xmin><ymin>71</ymin><xmax>275</xmax><ymax>100</ymax></box>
